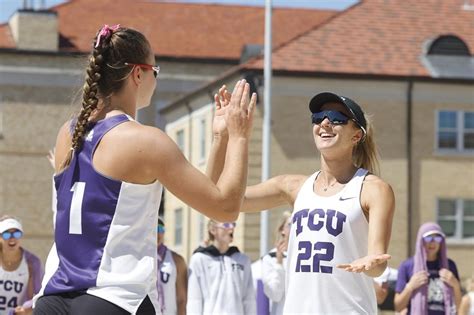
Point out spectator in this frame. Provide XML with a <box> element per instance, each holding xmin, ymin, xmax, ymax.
<box><xmin>261</xmin><ymin>211</ymin><xmax>291</xmax><ymax>315</ymax></box>
<box><xmin>395</xmin><ymin>222</ymin><xmax>462</xmax><ymax>314</ymax></box>
<box><xmin>187</xmin><ymin>220</ymin><xmax>256</xmax><ymax>314</ymax></box>
<box><xmin>459</xmin><ymin>276</ymin><xmax>474</xmax><ymax>315</ymax></box>
<box><xmin>0</xmin><ymin>216</ymin><xmax>43</xmax><ymax>315</ymax></box>
<box><xmin>156</xmin><ymin>217</ymin><xmax>187</xmax><ymax>315</ymax></box>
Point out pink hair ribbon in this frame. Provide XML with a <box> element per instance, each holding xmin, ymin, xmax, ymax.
<box><xmin>95</xmin><ymin>24</ymin><xmax>121</xmax><ymax>48</ymax></box>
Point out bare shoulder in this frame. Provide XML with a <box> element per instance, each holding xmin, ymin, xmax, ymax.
<box><xmin>361</xmin><ymin>174</ymin><xmax>395</xmax><ymax>211</ymax></box>
<box><xmin>279</xmin><ymin>174</ymin><xmax>308</xmax><ymax>203</ymax></box>
<box><xmin>362</xmin><ymin>174</ymin><xmax>394</xmax><ymax>195</ymax></box>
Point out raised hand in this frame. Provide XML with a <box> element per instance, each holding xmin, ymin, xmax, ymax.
<box><xmin>225</xmin><ymin>79</ymin><xmax>257</xmax><ymax>139</ymax></box>
<box><xmin>439</xmin><ymin>268</ymin><xmax>459</xmax><ymax>288</ymax></box>
<box><xmin>336</xmin><ymin>253</ymin><xmax>391</xmax><ymax>273</ymax></box>
<box><xmin>212</xmin><ymin>85</ymin><xmax>231</xmax><ymax>137</ymax></box>
<box><xmin>406</xmin><ymin>270</ymin><xmax>429</xmax><ymax>291</ymax></box>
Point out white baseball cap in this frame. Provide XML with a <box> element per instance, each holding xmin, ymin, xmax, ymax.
<box><xmin>0</xmin><ymin>218</ymin><xmax>23</xmax><ymax>233</ymax></box>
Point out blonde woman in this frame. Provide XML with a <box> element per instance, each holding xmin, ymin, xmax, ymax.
<box><xmin>208</xmin><ymin>91</ymin><xmax>395</xmax><ymax>314</ymax></box>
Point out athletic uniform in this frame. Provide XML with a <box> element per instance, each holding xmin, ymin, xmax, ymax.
<box><xmin>0</xmin><ymin>254</ymin><xmax>28</xmax><ymax>315</ymax></box>
<box><xmin>285</xmin><ymin>168</ymin><xmax>377</xmax><ymax>314</ymax></box>
<box><xmin>157</xmin><ymin>245</ymin><xmax>177</xmax><ymax>315</ymax></box>
<box><xmin>33</xmin><ymin>115</ymin><xmax>163</xmax><ymax>314</ymax></box>
<box><xmin>187</xmin><ymin>245</ymin><xmax>256</xmax><ymax>315</ymax></box>
<box><xmin>261</xmin><ymin>248</ymin><xmax>286</xmax><ymax>315</ymax></box>
<box><xmin>468</xmin><ymin>292</ymin><xmax>474</xmax><ymax>315</ymax></box>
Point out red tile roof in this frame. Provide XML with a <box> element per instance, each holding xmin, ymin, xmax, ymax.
<box><xmin>0</xmin><ymin>0</ymin><xmax>335</xmax><ymax>60</ymax></box>
<box><xmin>247</xmin><ymin>0</ymin><xmax>474</xmax><ymax>76</ymax></box>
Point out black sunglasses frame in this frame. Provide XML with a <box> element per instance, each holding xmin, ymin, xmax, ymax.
<box><xmin>311</xmin><ymin>110</ymin><xmax>352</xmax><ymax>125</ymax></box>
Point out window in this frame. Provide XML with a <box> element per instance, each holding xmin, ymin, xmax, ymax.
<box><xmin>437</xmin><ymin>198</ymin><xmax>474</xmax><ymax>240</ymax></box>
<box><xmin>199</xmin><ymin>118</ymin><xmax>206</xmax><ymax>161</ymax></box>
<box><xmin>427</xmin><ymin>35</ymin><xmax>470</xmax><ymax>56</ymax></box>
<box><xmin>436</xmin><ymin>110</ymin><xmax>474</xmax><ymax>152</ymax></box>
<box><xmin>175</xmin><ymin>208</ymin><xmax>183</xmax><ymax>246</ymax></box>
<box><xmin>176</xmin><ymin>129</ymin><xmax>184</xmax><ymax>152</ymax></box>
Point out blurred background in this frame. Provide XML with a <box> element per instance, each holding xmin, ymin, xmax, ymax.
<box><xmin>0</xmin><ymin>0</ymin><xmax>473</xmax><ymax>310</ymax></box>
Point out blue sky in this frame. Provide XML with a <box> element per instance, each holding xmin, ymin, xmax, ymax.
<box><xmin>1</xmin><ymin>0</ymin><xmax>357</xmax><ymax>23</ymax></box>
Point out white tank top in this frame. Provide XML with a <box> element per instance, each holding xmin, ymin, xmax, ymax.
<box><xmin>468</xmin><ymin>292</ymin><xmax>474</xmax><ymax>315</ymax></box>
<box><xmin>284</xmin><ymin>168</ymin><xmax>377</xmax><ymax>315</ymax></box>
<box><xmin>0</xmin><ymin>253</ymin><xmax>29</xmax><ymax>314</ymax></box>
<box><xmin>158</xmin><ymin>249</ymin><xmax>177</xmax><ymax>315</ymax></box>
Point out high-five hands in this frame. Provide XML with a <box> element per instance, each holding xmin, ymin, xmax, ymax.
<box><xmin>214</xmin><ymin>80</ymin><xmax>257</xmax><ymax>139</ymax></box>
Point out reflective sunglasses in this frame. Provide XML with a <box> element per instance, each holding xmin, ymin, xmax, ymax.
<box><xmin>423</xmin><ymin>235</ymin><xmax>443</xmax><ymax>243</ymax></box>
<box><xmin>311</xmin><ymin>110</ymin><xmax>351</xmax><ymax>125</ymax></box>
<box><xmin>214</xmin><ymin>222</ymin><xmax>237</xmax><ymax>229</ymax></box>
<box><xmin>124</xmin><ymin>62</ymin><xmax>160</xmax><ymax>78</ymax></box>
<box><xmin>1</xmin><ymin>230</ymin><xmax>23</xmax><ymax>240</ymax></box>
<box><xmin>157</xmin><ymin>224</ymin><xmax>165</xmax><ymax>234</ymax></box>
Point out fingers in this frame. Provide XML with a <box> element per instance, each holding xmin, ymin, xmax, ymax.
<box><xmin>214</xmin><ymin>93</ymin><xmax>221</xmax><ymax>109</ymax></box>
<box><xmin>248</xmin><ymin>92</ymin><xmax>257</xmax><ymax>118</ymax></box>
<box><xmin>240</xmin><ymin>83</ymin><xmax>250</xmax><ymax>110</ymax></box>
<box><xmin>231</xmin><ymin>80</ymin><xmax>245</xmax><ymax>107</ymax></box>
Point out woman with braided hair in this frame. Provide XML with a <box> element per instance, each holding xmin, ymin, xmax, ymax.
<box><xmin>33</xmin><ymin>25</ymin><xmax>256</xmax><ymax>315</ymax></box>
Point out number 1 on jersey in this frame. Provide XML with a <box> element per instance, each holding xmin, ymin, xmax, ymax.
<box><xmin>69</xmin><ymin>182</ymin><xmax>85</xmax><ymax>234</ymax></box>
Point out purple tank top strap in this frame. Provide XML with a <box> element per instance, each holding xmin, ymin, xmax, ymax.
<box><xmin>81</xmin><ymin>114</ymin><xmax>132</xmax><ymax>160</ymax></box>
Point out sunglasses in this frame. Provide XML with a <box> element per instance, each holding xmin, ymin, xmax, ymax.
<box><xmin>124</xmin><ymin>62</ymin><xmax>160</xmax><ymax>78</ymax></box>
<box><xmin>2</xmin><ymin>230</ymin><xmax>23</xmax><ymax>240</ymax></box>
<box><xmin>214</xmin><ymin>222</ymin><xmax>237</xmax><ymax>229</ymax></box>
<box><xmin>311</xmin><ymin>110</ymin><xmax>352</xmax><ymax>125</ymax></box>
<box><xmin>423</xmin><ymin>235</ymin><xmax>443</xmax><ymax>243</ymax></box>
<box><xmin>157</xmin><ymin>224</ymin><xmax>165</xmax><ymax>234</ymax></box>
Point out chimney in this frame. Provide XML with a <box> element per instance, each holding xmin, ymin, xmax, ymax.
<box><xmin>8</xmin><ymin>9</ymin><xmax>59</xmax><ymax>51</ymax></box>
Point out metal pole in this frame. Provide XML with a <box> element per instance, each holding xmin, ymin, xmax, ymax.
<box><xmin>260</xmin><ymin>0</ymin><xmax>272</xmax><ymax>257</ymax></box>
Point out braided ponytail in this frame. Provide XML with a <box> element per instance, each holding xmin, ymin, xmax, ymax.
<box><xmin>59</xmin><ymin>25</ymin><xmax>152</xmax><ymax>170</ymax></box>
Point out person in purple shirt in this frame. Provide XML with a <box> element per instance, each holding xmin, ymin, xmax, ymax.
<box><xmin>0</xmin><ymin>216</ymin><xmax>43</xmax><ymax>315</ymax></box>
<box><xmin>394</xmin><ymin>222</ymin><xmax>462</xmax><ymax>314</ymax></box>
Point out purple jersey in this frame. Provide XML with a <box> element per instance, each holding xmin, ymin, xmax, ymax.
<box><xmin>34</xmin><ymin>115</ymin><xmax>163</xmax><ymax>314</ymax></box>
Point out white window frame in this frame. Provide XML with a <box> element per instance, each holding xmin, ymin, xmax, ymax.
<box><xmin>437</xmin><ymin>198</ymin><xmax>474</xmax><ymax>244</ymax></box>
<box><xmin>176</xmin><ymin>129</ymin><xmax>185</xmax><ymax>152</ymax></box>
<box><xmin>174</xmin><ymin>208</ymin><xmax>183</xmax><ymax>246</ymax></box>
<box><xmin>435</xmin><ymin>110</ymin><xmax>474</xmax><ymax>155</ymax></box>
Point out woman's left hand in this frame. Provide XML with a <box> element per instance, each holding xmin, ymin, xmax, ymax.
<box><xmin>336</xmin><ymin>254</ymin><xmax>391</xmax><ymax>273</ymax></box>
<box><xmin>439</xmin><ymin>268</ymin><xmax>459</xmax><ymax>288</ymax></box>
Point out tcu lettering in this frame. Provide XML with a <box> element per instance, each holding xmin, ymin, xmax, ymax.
<box><xmin>292</xmin><ymin>208</ymin><xmax>347</xmax><ymax>274</ymax></box>
<box><xmin>0</xmin><ymin>280</ymin><xmax>24</xmax><ymax>293</ymax></box>
<box><xmin>293</xmin><ymin>208</ymin><xmax>347</xmax><ymax>237</ymax></box>
<box><xmin>160</xmin><ymin>271</ymin><xmax>170</xmax><ymax>283</ymax></box>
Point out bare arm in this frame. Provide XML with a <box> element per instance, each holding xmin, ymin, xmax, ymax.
<box><xmin>393</xmin><ymin>270</ymin><xmax>429</xmax><ymax>311</ymax></box>
<box><xmin>173</xmin><ymin>252</ymin><xmax>188</xmax><ymax>315</ymax></box>
<box><xmin>337</xmin><ymin>175</ymin><xmax>395</xmax><ymax>277</ymax></box>
<box><xmin>363</xmin><ymin>176</ymin><xmax>395</xmax><ymax>276</ymax></box>
<box><xmin>150</xmin><ymin>81</ymin><xmax>256</xmax><ymax>222</ymax></box>
<box><xmin>242</xmin><ymin>175</ymin><xmax>307</xmax><ymax>212</ymax></box>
